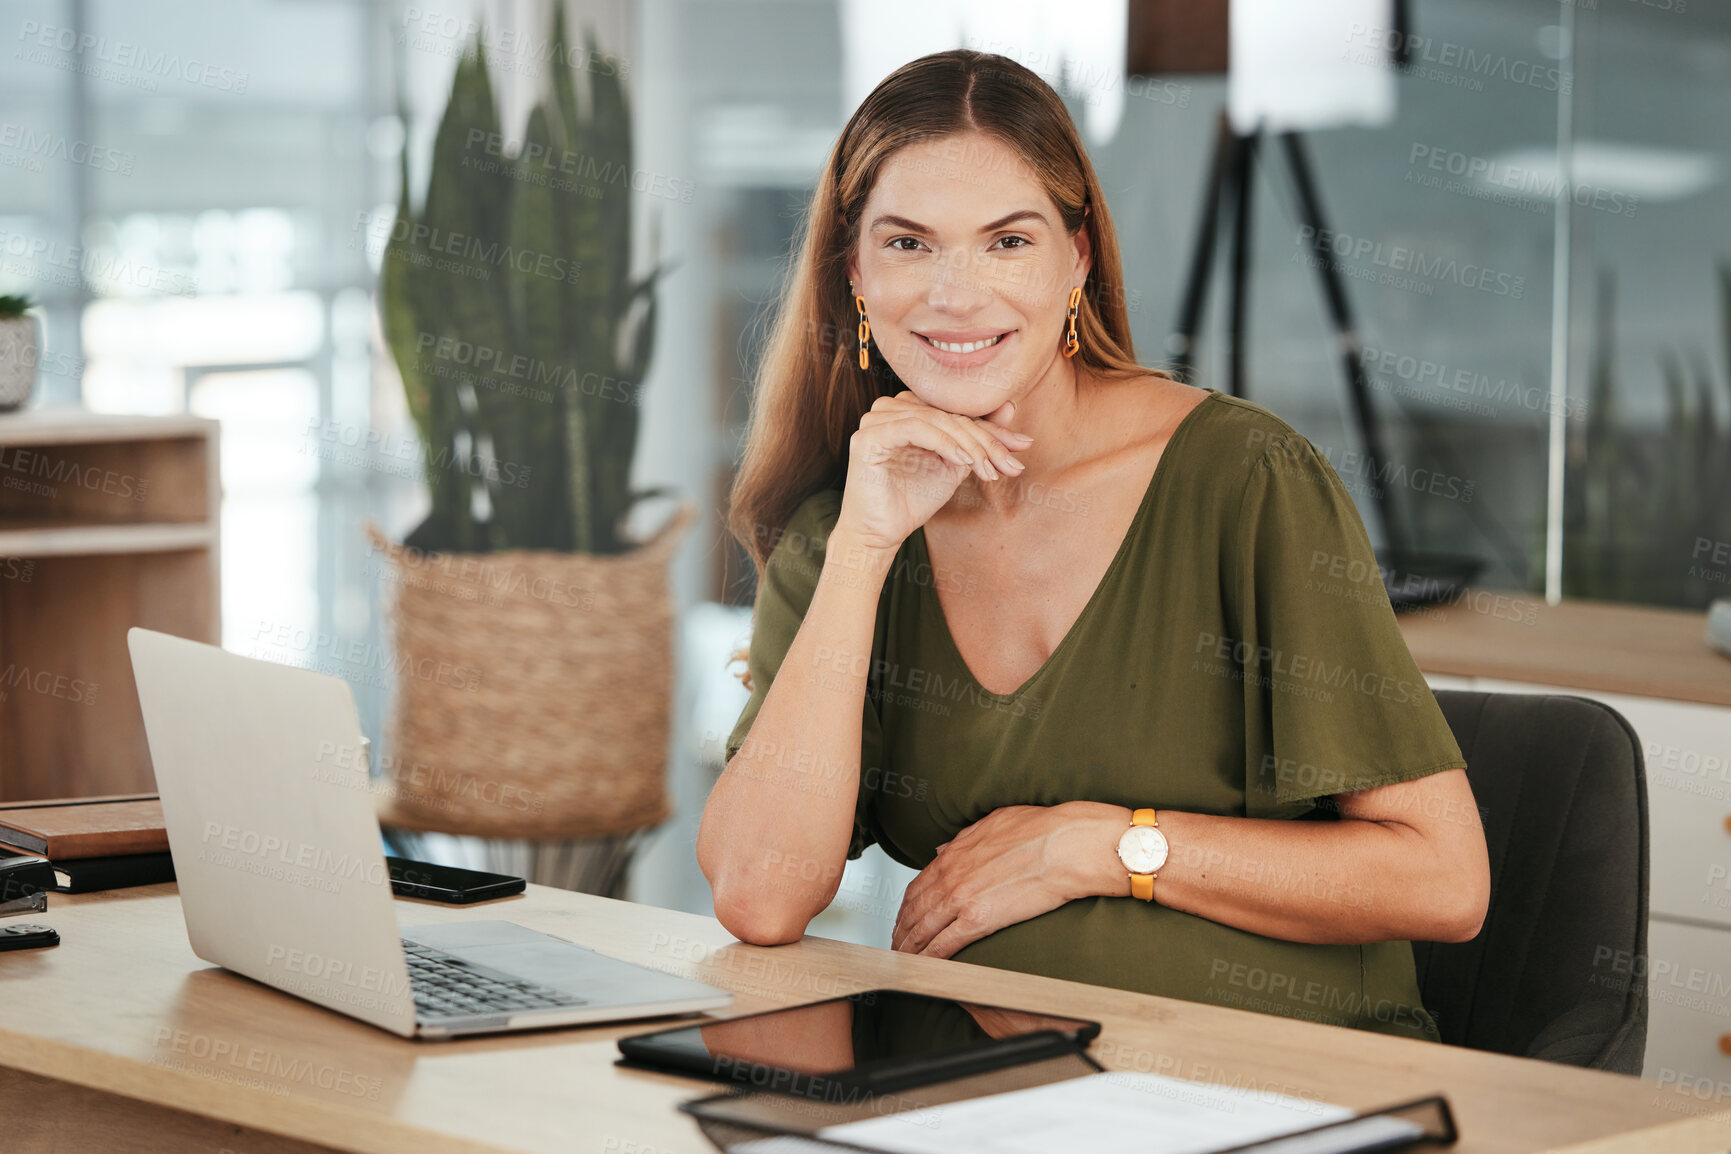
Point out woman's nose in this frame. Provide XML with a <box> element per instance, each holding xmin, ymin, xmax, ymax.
<box><xmin>924</xmin><ymin>262</ymin><xmax>996</xmax><ymax>313</ymax></box>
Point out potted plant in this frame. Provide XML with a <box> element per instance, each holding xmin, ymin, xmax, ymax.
<box><xmin>370</xmin><ymin>11</ymin><xmax>688</xmax><ymax>881</ymax></box>
<box><xmin>0</xmin><ymin>294</ymin><xmax>40</xmax><ymax>411</ymax></box>
<box><xmin>1564</xmin><ymin>261</ymin><xmax>1731</xmax><ymax>608</ymax></box>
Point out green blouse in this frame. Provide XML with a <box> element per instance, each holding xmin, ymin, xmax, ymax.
<box><xmin>726</xmin><ymin>390</ymin><xmax>1465</xmax><ymax>1042</ymax></box>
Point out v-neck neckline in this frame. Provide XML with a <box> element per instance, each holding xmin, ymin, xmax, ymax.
<box><xmin>912</xmin><ymin>388</ymin><xmax>1218</xmax><ymax>701</ymax></box>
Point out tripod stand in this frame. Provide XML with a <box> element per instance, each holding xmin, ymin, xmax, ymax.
<box><xmin>1168</xmin><ymin>110</ymin><xmax>1410</xmax><ymax>555</ymax></box>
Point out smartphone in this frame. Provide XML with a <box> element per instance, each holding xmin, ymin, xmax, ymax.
<box><xmin>385</xmin><ymin>857</ymin><xmax>526</xmax><ymax>904</ymax></box>
<box><xmin>617</xmin><ymin>989</ymin><xmax>1100</xmax><ymax>1093</ymax></box>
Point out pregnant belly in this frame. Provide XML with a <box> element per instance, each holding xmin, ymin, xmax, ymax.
<box><xmin>948</xmin><ymin>898</ymin><xmax>1435</xmax><ymax>1041</ymax></box>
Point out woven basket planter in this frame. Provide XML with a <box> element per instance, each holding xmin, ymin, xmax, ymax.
<box><xmin>367</xmin><ymin>501</ymin><xmax>695</xmax><ymax>840</ymax></box>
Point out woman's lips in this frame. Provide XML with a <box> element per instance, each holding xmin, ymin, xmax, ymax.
<box><xmin>915</xmin><ymin>330</ymin><xmax>1013</xmax><ymax>367</ymax></box>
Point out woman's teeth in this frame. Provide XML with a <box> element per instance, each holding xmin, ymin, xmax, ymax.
<box><xmin>925</xmin><ymin>334</ymin><xmax>1004</xmax><ymax>354</ymax></box>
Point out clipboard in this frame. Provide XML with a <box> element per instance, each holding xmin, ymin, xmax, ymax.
<box><xmin>678</xmin><ymin>1038</ymin><xmax>1458</xmax><ymax>1154</ymax></box>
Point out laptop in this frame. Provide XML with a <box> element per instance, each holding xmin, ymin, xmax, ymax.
<box><xmin>126</xmin><ymin>627</ymin><xmax>732</xmax><ymax>1039</ymax></box>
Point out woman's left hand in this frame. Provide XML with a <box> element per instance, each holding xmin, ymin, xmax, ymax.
<box><xmin>891</xmin><ymin>801</ymin><xmax>1128</xmax><ymax>958</ymax></box>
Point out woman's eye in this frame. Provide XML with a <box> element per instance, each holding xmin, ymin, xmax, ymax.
<box><xmin>996</xmin><ymin>235</ymin><xmax>1031</xmax><ymax>250</ymax></box>
<box><xmin>888</xmin><ymin>236</ymin><xmax>923</xmax><ymax>251</ymax></box>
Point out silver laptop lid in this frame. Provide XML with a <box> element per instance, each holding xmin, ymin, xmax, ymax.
<box><xmin>127</xmin><ymin>627</ymin><xmax>417</xmax><ymax>1037</ymax></box>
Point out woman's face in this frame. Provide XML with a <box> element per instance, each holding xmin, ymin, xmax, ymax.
<box><xmin>846</xmin><ymin>130</ymin><xmax>1091</xmax><ymax>418</ymax></box>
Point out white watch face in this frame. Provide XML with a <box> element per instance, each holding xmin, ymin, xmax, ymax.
<box><xmin>1116</xmin><ymin>825</ymin><xmax>1169</xmax><ymax>875</ymax></box>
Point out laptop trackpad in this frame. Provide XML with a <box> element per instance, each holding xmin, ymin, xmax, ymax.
<box><xmin>403</xmin><ymin>921</ymin><xmax>689</xmax><ymax>1002</ymax></box>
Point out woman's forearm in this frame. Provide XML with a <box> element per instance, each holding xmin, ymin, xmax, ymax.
<box><xmin>1056</xmin><ymin>800</ymin><xmax>1486</xmax><ymax>945</ymax></box>
<box><xmin>696</xmin><ymin>530</ymin><xmax>897</xmax><ymax>945</ymax></box>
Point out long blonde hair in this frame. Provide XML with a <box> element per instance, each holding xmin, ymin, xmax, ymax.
<box><xmin>726</xmin><ymin>49</ymin><xmax>1172</xmax><ymax>688</ymax></box>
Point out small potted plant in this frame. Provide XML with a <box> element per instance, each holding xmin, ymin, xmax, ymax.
<box><xmin>0</xmin><ymin>294</ymin><xmax>39</xmax><ymax>411</ymax></box>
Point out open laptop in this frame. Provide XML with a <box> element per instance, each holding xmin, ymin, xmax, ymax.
<box><xmin>127</xmin><ymin>627</ymin><xmax>732</xmax><ymax>1039</ymax></box>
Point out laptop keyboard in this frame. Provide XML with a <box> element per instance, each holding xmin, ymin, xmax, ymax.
<box><xmin>402</xmin><ymin>939</ymin><xmax>584</xmax><ymax>1019</ymax></box>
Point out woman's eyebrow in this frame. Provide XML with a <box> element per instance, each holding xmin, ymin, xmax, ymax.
<box><xmin>867</xmin><ymin>209</ymin><xmax>1050</xmax><ymax>233</ymax></box>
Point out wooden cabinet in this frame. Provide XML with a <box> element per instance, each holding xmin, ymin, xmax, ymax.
<box><xmin>0</xmin><ymin>410</ymin><xmax>219</xmax><ymax>800</ymax></box>
<box><xmin>1402</xmin><ymin>598</ymin><xmax>1731</xmax><ymax>1106</ymax></box>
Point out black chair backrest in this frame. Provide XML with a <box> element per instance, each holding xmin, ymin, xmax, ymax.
<box><xmin>1415</xmin><ymin>690</ymin><xmax>1649</xmax><ymax>1073</ymax></box>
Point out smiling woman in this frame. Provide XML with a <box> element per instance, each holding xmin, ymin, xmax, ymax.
<box><xmin>699</xmin><ymin>49</ymin><xmax>1490</xmax><ymax>1044</ymax></box>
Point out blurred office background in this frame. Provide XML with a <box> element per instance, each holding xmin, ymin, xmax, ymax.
<box><xmin>1</xmin><ymin>0</ymin><xmax>1726</xmax><ymax>960</ymax></box>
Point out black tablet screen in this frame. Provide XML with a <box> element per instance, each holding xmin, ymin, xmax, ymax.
<box><xmin>617</xmin><ymin>989</ymin><xmax>1098</xmax><ymax>1085</ymax></box>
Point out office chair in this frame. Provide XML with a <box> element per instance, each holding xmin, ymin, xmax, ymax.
<box><xmin>1412</xmin><ymin>690</ymin><xmax>1650</xmax><ymax>1073</ymax></box>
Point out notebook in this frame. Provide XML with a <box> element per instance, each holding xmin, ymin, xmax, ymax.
<box><xmin>0</xmin><ymin>795</ymin><xmax>167</xmax><ymax>858</ymax></box>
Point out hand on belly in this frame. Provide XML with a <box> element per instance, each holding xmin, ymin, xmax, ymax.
<box><xmin>891</xmin><ymin>802</ymin><xmax>1113</xmax><ymax>958</ymax></box>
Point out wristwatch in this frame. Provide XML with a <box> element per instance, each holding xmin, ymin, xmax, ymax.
<box><xmin>1115</xmin><ymin>808</ymin><xmax>1169</xmax><ymax>901</ymax></box>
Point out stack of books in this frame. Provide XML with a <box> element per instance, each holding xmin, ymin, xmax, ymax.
<box><xmin>0</xmin><ymin>794</ymin><xmax>174</xmax><ymax>893</ymax></box>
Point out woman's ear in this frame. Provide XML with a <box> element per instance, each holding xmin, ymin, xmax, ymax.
<box><xmin>1071</xmin><ymin>212</ymin><xmax>1093</xmax><ymax>286</ymax></box>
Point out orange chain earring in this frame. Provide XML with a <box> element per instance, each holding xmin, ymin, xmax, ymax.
<box><xmin>1062</xmin><ymin>285</ymin><xmax>1082</xmax><ymax>358</ymax></box>
<box><xmin>852</xmin><ymin>282</ymin><xmax>871</xmax><ymax>370</ymax></box>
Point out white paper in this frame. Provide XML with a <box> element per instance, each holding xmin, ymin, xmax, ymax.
<box><xmin>1229</xmin><ymin>0</ymin><xmax>1396</xmax><ymax>133</ymax></box>
<box><xmin>811</xmin><ymin>1070</ymin><xmax>1357</xmax><ymax>1154</ymax></box>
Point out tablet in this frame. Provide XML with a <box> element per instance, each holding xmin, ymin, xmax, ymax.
<box><xmin>615</xmin><ymin>988</ymin><xmax>1101</xmax><ymax>1094</ymax></box>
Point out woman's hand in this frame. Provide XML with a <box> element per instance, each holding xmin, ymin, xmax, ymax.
<box><xmin>833</xmin><ymin>390</ymin><xmax>1032</xmax><ymax>557</ymax></box>
<box><xmin>891</xmin><ymin>802</ymin><xmax>1129</xmax><ymax>959</ymax></box>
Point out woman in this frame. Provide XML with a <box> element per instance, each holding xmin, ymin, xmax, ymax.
<box><xmin>697</xmin><ymin>49</ymin><xmax>1489</xmax><ymax>1042</ymax></box>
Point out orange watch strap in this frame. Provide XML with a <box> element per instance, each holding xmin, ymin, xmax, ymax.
<box><xmin>1127</xmin><ymin>807</ymin><xmax>1160</xmax><ymax>901</ymax></box>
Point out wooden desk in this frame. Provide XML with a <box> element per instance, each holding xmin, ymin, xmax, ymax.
<box><xmin>1</xmin><ymin>884</ymin><xmax>1727</xmax><ymax>1154</ymax></box>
